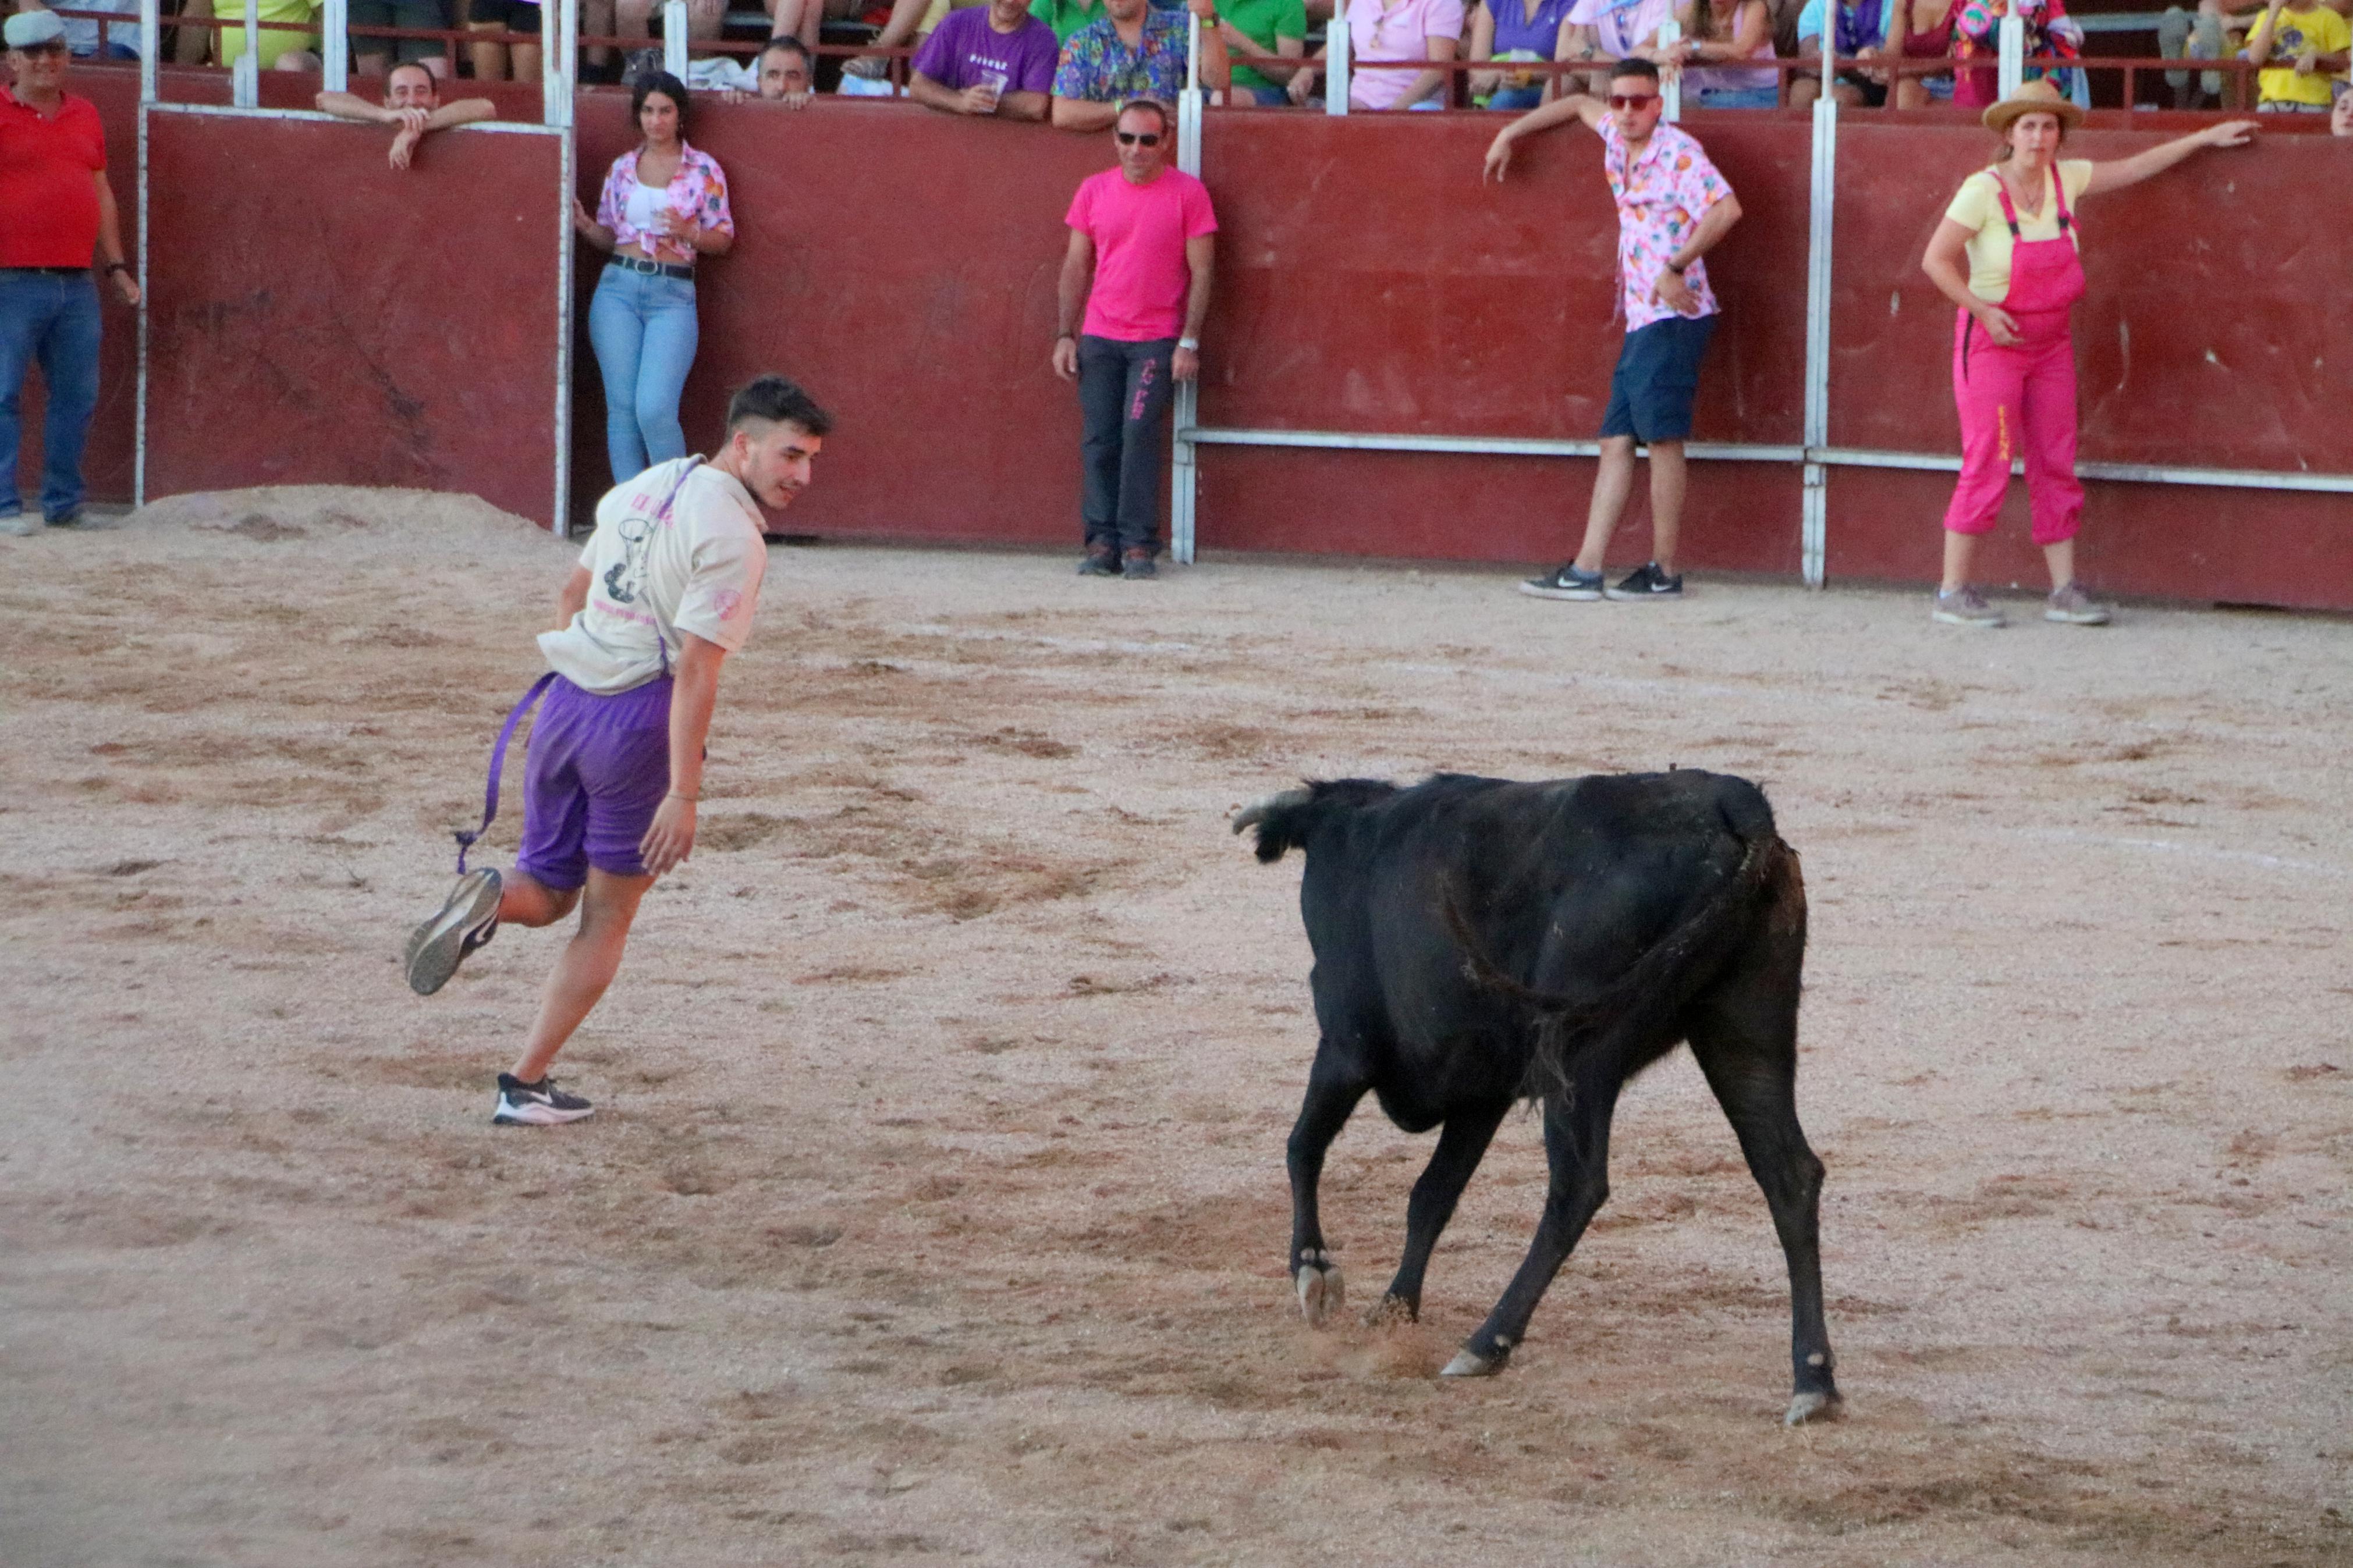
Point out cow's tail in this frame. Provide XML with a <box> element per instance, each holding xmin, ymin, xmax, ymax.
<box><xmin>1231</xmin><ymin>779</ymin><xmax>1398</xmax><ymax>863</ymax></box>
<box><xmin>1446</xmin><ymin>807</ymin><xmax>1798</xmax><ymax>1102</ymax></box>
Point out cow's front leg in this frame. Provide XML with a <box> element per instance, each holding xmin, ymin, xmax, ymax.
<box><xmin>1444</xmin><ymin>1076</ymin><xmax>1620</xmax><ymax>1377</ymax></box>
<box><xmin>1287</xmin><ymin>1047</ymin><xmax>1367</xmax><ymax>1327</ymax></box>
<box><xmin>1369</xmin><ymin>1100</ymin><xmax>1510</xmax><ymax>1325</ymax></box>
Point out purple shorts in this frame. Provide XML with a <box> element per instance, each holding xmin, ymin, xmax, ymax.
<box><xmin>515</xmin><ymin>674</ymin><xmax>672</xmax><ymax>888</ymax></box>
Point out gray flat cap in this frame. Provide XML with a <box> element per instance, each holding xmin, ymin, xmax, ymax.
<box><xmin>5</xmin><ymin>9</ymin><xmax>71</xmax><ymax>47</ymax></box>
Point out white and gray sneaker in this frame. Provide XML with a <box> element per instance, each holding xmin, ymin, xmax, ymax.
<box><xmin>1932</xmin><ymin>585</ymin><xmax>2004</xmax><ymax>628</ymax></box>
<box><xmin>2045</xmin><ymin>581</ymin><xmax>2112</xmax><ymax>625</ymax></box>
<box><xmin>406</xmin><ymin>868</ymin><xmax>501</xmax><ymax>996</ymax></box>
<box><xmin>492</xmin><ymin>1073</ymin><xmax>594</xmax><ymax>1126</ymax></box>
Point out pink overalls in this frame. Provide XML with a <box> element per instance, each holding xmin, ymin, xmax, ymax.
<box><xmin>1943</xmin><ymin>169</ymin><xmax>2085</xmax><ymax>546</ymax></box>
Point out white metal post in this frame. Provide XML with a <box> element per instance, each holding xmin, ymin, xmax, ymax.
<box><xmin>1998</xmin><ymin>12</ymin><xmax>2024</xmax><ymax>97</ymax></box>
<box><xmin>550</xmin><ymin>0</ymin><xmax>576</xmax><ymax>529</ymax></box>
<box><xmin>234</xmin><ymin>2</ymin><xmax>260</xmax><ymax>105</ymax></box>
<box><xmin>544</xmin><ymin>0</ymin><xmax>576</xmax><ymax>126</ymax></box>
<box><xmin>1658</xmin><ymin>17</ymin><xmax>1681</xmax><ymax>119</ymax></box>
<box><xmin>139</xmin><ymin>0</ymin><xmax>157</xmax><ymax>97</ymax></box>
<box><xmin>663</xmin><ymin>0</ymin><xmax>688</xmax><ymax>79</ymax></box>
<box><xmin>136</xmin><ymin>0</ymin><xmax>157</xmax><ymax>509</ymax></box>
<box><xmin>1800</xmin><ymin>94</ymin><xmax>1836</xmax><ymax>587</ymax></box>
<box><xmin>1172</xmin><ymin>16</ymin><xmax>1204</xmax><ymax>565</ymax></box>
<box><xmin>323</xmin><ymin>0</ymin><xmax>348</xmax><ymax>91</ymax></box>
<box><xmin>1326</xmin><ymin>1</ymin><xmax>1349</xmax><ymax>113</ymax></box>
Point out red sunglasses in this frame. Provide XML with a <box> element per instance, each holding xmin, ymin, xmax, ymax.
<box><xmin>1608</xmin><ymin>91</ymin><xmax>1662</xmax><ymax>109</ymax></box>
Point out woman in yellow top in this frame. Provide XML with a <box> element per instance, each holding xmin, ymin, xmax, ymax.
<box><xmin>1918</xmin><ymin>81</ymin><xmax>2253</xmax><ymax>628</ymax></box>
<box><xmin>175</xmin><ymin>0</ymin><xmax>323</xmax><ymax>69</ymax></box>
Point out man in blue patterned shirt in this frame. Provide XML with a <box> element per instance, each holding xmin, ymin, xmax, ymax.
<box><xmin>1050</xmin><ymin>0</ymin><xmax>1229</xmax><ymax>129</ymax></box>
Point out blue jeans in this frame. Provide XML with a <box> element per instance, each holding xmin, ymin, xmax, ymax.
<box><xmin>587</xmin><ymin>263</ymin><xmax>698</xmax><ymax>484</ymax></box>
<box><xmin>1485</xmin><ymin>84</ymin><xmax>1546</xmax><ymax>111</ymax></box>
<box><xmin>0</xmin><ymin>270</ymin><xmax>104</xmax><ymax>521</ymax></box>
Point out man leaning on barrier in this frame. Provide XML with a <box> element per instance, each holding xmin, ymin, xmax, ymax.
<box><xmin>1486</xmin><ymin>56</ymin><xmax>1742</xmax><ymax>604</ymax></box>
<box><xmin>910</xmin><ymin>0</ymin><xmax>1060</xmax><ymax>120</ymax></box>
<box><xmin>716</xmin><ymin>35</ymin><xmax>815</xmax><ymax>104</ymax></box>
<box><xmin>316</xmin><ymin>61</ymin><xmax>494</xmax><ymax>170</ymax></box>
<box><xmin>1</xmin><ymin>9</ymin><xmax>139</xmax><ymax>538</ymax></box>
<box><xmin>1050</xmin><ymin>0</ymin><xmax>1229</xmax><ymax>130</ymax></box>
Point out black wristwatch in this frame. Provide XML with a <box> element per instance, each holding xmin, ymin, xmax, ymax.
<box><xmin>103</xmin><ymin>261</ymin><xmax>130</xmax><ymax>275</ymax></box>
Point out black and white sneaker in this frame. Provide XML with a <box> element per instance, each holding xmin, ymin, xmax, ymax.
<box><xmin>492</xmin><ymin>1073</ymin><xmax>595</xmax><ymax>1126</ymax></box>
<box><xmin>406</xmin><ymin>868</ymin><xmax>501</xmax><ymax>997</ymax></box>
<box><xmin>1604</xmin><ymin>561</ymin><xmax>1683</xmax><ymax>600</ymax></box>
<box><xmin>1519</xmin><ymin>562</ymin><xmax>1605</xmax><ymax>600</ymax></box>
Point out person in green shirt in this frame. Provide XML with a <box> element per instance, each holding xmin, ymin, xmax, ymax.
<box><xmin>1032</xmin><ymin>0</ymin><xmax>1109</xmax><ymax>42</ymax></box>
<box><xmin>1215</xmin><ymin>0</ymin><xmax>1307</xmax><ymax>98</ymax></box>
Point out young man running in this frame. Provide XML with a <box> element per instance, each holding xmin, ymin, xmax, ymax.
<box><xmin>406</xmin><ymin>375</ymin><xmax>831</xmax><ymax>1126</ymax></box>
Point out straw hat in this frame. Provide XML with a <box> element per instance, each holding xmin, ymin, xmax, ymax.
<box><xmin>1983</xmin><ymin>79</ymin><xmax>2086</xmax><ymax>134</ymax></box>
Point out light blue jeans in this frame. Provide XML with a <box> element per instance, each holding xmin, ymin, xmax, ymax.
<box><xmin>587</xmin><ymin>262</ymin><xmax>698</xmax><ymax>483</ymax></box>
<box><xmin>0</xmin><ymin>270</ymin><xmax>104</xmax><ymax>521</ymax></box>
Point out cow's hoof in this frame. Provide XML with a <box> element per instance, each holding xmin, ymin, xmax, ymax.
<box><xmin>1295</xmin><ymin>1253</ymin><xmax>1344</xmax><ymax>1327</ymax></box>
<box><xmin>1363</xmin><ymin>1293</ymin><xmax>1417</xmax><ymax>1328</ymax></box>
<box><xmin>1784</xmin><ymin>1390</ymin><xmax>1842</xmax><ymax>1427</ymax></box>
<box><xmin>1440</xmin><ymin>1346</ymin><xmax>1504</xmax><ymax>1378</ymax></box>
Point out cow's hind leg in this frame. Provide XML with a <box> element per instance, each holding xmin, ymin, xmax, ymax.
<box><xmin>1287</xmin><ymin>1047</ymin><xmax>1367</xmax><ymax>1327</ymax></box>
<box><xmin>1688</xmin><ymin>987</ymin><xmax>1839</xmax><ymax>1425</ymax></box>
<box><xmin>1443</xmin><ymin>1072</ymin><xmax>1622</xmax><ymax>1377</ymax></box>
<box><xmin>1369</xmin><ymin>1100</ymin><xmax>1510</xmax><ymax>1325</ymax></box>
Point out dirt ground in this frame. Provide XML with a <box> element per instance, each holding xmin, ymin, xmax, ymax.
<box><xmin>2</xmin><ymin>485</ymin><xmax>2348</xmax><ymax>1568</ymax></box>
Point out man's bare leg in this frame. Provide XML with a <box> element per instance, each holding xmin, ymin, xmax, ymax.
<box><xmin>1571</xmin><ymin>435</ymin><xmax>1639</xmax><ymax>573</ymax></box>
<box><xmin>509</xmin><ymin>867</ymin><xmax>654</xmax><ymax>1084</ymax></box>
<box><xmin>1646</xmin><ymin>438</ymin><xmax>1685</xmax><ymax>577</ymax></box>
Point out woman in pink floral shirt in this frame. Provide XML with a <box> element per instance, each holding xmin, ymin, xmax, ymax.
<box><xmin>572</xmin><ymin>72</ymin><xmax>736</xmax><ymax>483</ymax></box>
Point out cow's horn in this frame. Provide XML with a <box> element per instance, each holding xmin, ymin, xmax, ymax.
<box><xmin>1230</xmin><ymin>788</ymin><xmax>1311</xmax><ymax>835</ymax></box>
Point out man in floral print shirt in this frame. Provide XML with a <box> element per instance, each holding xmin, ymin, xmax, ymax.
<box><xmin>1484</xmin><ymin>57</ymin><xmax>1742</xmax><ymax>602</ymax></box>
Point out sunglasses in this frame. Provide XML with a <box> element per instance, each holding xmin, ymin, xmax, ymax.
<box><xmin>1607</xmin><ymin>92</ymin><xmax>1661</xmax><ymax>109</ymax></box>
<box><xmin>1116</xmin><ymin>130</ymin><xmax>1162</xmax><ymax>146</ymax></box>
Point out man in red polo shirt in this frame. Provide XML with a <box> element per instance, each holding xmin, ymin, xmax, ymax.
<box><xmin>2</xmin><ymin>9</ymin><xmax>139</xmax><ymax>536</ymax></box>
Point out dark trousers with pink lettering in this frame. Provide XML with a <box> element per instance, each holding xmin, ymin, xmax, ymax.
<box><xmin>1077</xmin><ymin>333</ymin><xmax>1176</xmax><ymax>557</ymax></box>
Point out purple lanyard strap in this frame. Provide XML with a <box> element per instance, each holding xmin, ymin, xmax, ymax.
<box><xmin>455</xmin><ymin>671</ymin><xmax>559</xmax><ymax>874</ymax></box>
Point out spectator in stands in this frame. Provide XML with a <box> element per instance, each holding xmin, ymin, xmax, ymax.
<box><xmin>910</xmin><ymin>0</ymin><xmax>1059</xmax><ymax>117</ymax></box>
<box><xmin>715</xmin><ymin>33</ymin><xmax>816</xmax><ymax>101</ymax></box>
<box><xmin>797</xmin><ymin>0</ymin><xmax>932</xmax><ymax>88</ymax></box>
<box><xmin>1051</xmin><ymin>0</ymin><xmax>1227</xmax><ymax>129</ymax></box>
<box><xmin>1289</xmin><ymin>0</ymin><xmax>1463</xmax><ymax>108</ymax></box>
<box><xmin>176</xmin><ymin>0</ymin><xmax>323</xmax><ymax>69</ymax></box>
<box><xmin>1920</xmin><ymin>82</ymin><xmax>2255</xmax><ymax>628</ymax></box>
<box><xmin>1678</xmin><ymin>0</ymin><xmax>1778</xmax><ymax>105</ymax></box>
<box><xmin>2157</xmin><ymin>2</ymin><xmax>2235</xmax><ymax>108</ymax></box>
<box><xmin>1951</xmin><ymin>0</ymin><xmax>2075</xmax><ymax>108</ymax></box>
<box><xmin>1468</xmin><ymin>0</ymin><xmax>1574</xmax><ymax>110</ymax></box>
<box><xmin>1790</xmin><ymin>0</ymin><xmax>1890</xmax><ymax>105</ymax></box>
<box><xmin>1</xmin><ymin>10</ymin><xmax>138</xmax><ymax>536</ymax></box>
<box><xmin>1218</xmin><ymin>0</ymin><xmax>1307</xmax><ymax>102</ymax></box>
<box><xmin>1487</xmin><ymin>58</ymin><xmax>1742</xmax><ymax>603</ymax></box>
<box><xmin>1896</xmin><ymin>0</ymin><xmax>1958</xmax><ymax>106</ymax></box>
<box><xmin>1552</xmin><ymin>0</ymin><xmax>1682</xmax><ymax>98</ymax></box>
<box><xmin>465</xmin><ymin>0</ymin><xmax>542</xmax><ymax>80</ymax></box>
<box><xmin>573</xmin><ymin>73</ymin><xmax>736</xmax><ymax>484</ymax></box>
<box><xmin>1053</xmin><ymin>98</ymin><xmax>1216</xmax><ymax>578</ymax></box>
<box><xmin>346</xmin><ymin>0</ymin><xmax>449</xmax><ymax>79</ymax></box>
<box><xmin>317</xmin><ymin>62</ymin><xmax>492</xmax><ymax>168</ymax></box>
<box><xmin>2243</xmin><ymin>0</ymin><xmax>2350</xmax><ymax>110</ymax></box>
<box><xmin>19</xmin><ymin>0</ymin><xmax>141</xmax><ymax>61</ymax></box>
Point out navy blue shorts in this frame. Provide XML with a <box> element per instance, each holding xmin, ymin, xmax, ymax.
<box><xmin>1600</xmin><ymin>313</ymin><xmax>1718</xmax><ymax>443</ymax></box>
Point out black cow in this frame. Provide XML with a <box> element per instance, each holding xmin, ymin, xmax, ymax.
<box><xmin>1233</xmin><ymin>769</ymin><xmax>1838</xmax><ymax>1424</ymax></box>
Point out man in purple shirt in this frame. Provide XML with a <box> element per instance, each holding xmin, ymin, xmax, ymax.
<box><xmin>910</xmin><ymin>0</ymin><xmax>1060</xmax><ymax>119</ymax></box>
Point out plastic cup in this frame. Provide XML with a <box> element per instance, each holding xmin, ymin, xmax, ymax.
<box><xmin>975</xmin><ymin>67</ymin><xmax>1009</xmax><ymax>110</ymax></box>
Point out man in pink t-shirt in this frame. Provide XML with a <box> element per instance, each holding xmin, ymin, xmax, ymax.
<box><xmin>1052</xmin><ymin>99</ymin><xmax>1218</xmax><ymax>579</ymax></box>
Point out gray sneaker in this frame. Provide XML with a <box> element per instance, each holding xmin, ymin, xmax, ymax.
<box><xmin>407</xmin><ymin>868</ymin><xmax>502</xmax><ymax>996</ymax></box>
<box><xmin>2045</xmin><ymin>581</ymin><xmax>2111</xmax><ymax>625</ymax></box>
<box><xmin>0</xmin><ymin>512</ymin><xmax>41</xmax><ymax>538</ymax></box>
<box><xmin>1932</xmin><ymin>585</ymin><xmax>2004</xmax><ymax>628</ymax></box>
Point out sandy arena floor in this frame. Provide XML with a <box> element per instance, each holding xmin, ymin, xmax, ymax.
<box><xmin>2</xmin><ymin>486</ymin><xmax>2348</xmax><ymax>1567</ymax></box>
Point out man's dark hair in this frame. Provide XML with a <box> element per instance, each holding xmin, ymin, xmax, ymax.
<box><xmin>633</xmin><ymin>70</ymin><xmax>691</xmax><ymax>137</ymax></box>
<box><xmin>385</xmin><ymin>60</ymin><xmax>436</xmax><ymax>94</ymax></box>
<box><xmin>1607</xmin><ymin>57</ymin><xmax>1662</xmax><ymax>85</ymax></box>
<box><xmin>1115</xmin><ymin>97</ymin><xmax>1170</xmax><ymax>133</ymax></box>
<box><xmin>759</xmin><ymin>35</ymin><xmax>812</xmax><ymax>67</ymax></box>
<box><xmin>727</xmin><ymin>375</ymin><xmax>833</xmax><ymax>438</ymax></box>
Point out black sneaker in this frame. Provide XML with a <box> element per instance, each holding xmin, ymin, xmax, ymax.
<box><xmin>406</xmin><ymin>868</ymin><xmax>501</xmax><ymax>997</ymax></box>
<box><xmin>1519</xmin><ymin>562</ymin><xmax>1604</xmax><ymax>600</ymax></box>
<box><xmin>1120</xmin><ymin>549</ymin><xmax>1158</xmax><ymax>579</ymax></box>
<box><xmin>1077</xmin><ymin>544</ymin><xmax>1118</xmax><ymax>577</ymax></box>
<box><xmin>492</xmin><ymin>1072</ymin><xmax>594</xmax><ymax>1126</ymax></box>
<box><xmin>1605</xmin><ymin>561</ymin><xmax>1683</xmax><ymax>600</ymax></box>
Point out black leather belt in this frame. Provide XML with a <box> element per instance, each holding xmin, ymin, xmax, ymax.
<box><xmin>2</xmin><ymin>266</ymin><xmax>91</xmax><ymax>277</ymax></box>
<box><xmin>608</xmin><ymin>255</ymin><xmax>694</xmax><ymax>280</ymax></box>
